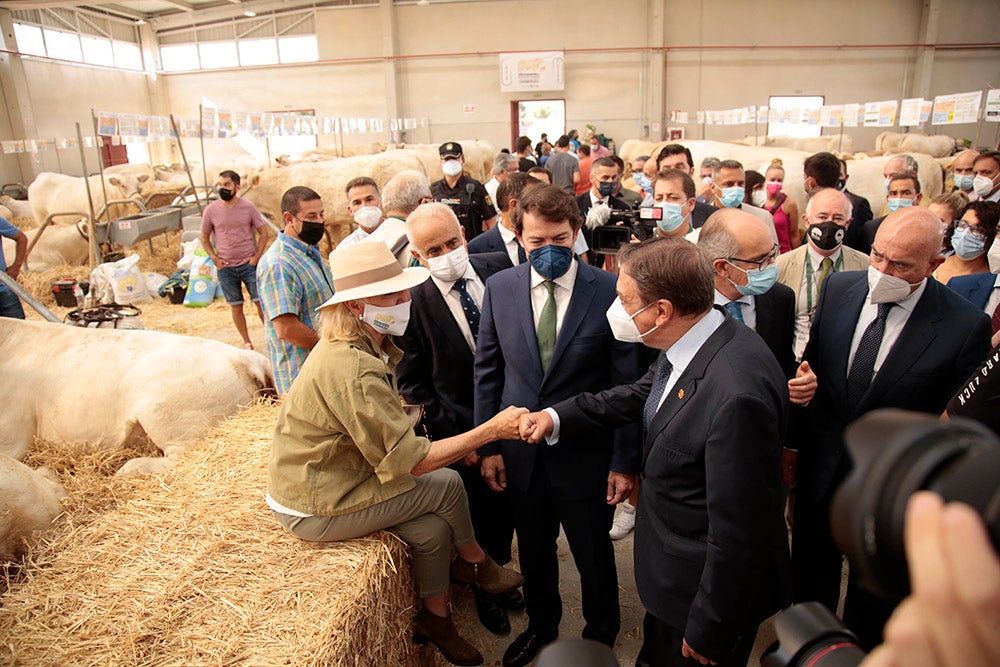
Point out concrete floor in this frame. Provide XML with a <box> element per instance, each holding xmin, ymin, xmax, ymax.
<box><xmin>445</xmin><ymin>505</ymin><xmax>779</xmax><ymax>667</ymax></box>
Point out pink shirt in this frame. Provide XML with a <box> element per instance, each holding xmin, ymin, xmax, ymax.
<box><xmin>200</xmin><ymin>198</ymin><xmax>266</xmax><ymax>266</ymax></box>
<box><xmin>588</xmin><ymin>144</ymin><xmax>611</xmax><ymax>159</ymax></box>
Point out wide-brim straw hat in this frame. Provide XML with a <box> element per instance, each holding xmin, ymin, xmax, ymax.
<box><xmin>319</xmin><ymin>239</ymin><xmax>429</xmax><ymax>307</ymax></box>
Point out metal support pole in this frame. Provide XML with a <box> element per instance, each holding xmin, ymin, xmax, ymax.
<box><xmin>76</xmin><ymin>122</ymin><xmax>100</xmax><ymax>270</ymax></box>
<box><xmin>171</xmin><ymin>114</ymin><xmax>203</xmax><ymax>216</ymax></box>
<box><xmin>199</xmin><ymin>104</ymin><xmax>208</xmax><ymax>192</ymax></box>
<box><xmin>91</xmin><ymin>110</ymin><xmax>111</xmax><ymax>222</ymax></box>
<box><xmin>0</xmin><ymin>271</ymin><xmax>61</xmax><ymax>322</ymax></box>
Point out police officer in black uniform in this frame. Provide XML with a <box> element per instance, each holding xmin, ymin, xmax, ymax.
<box><xmin>430</xmin><ymin>142</ymin><xmax>497</xmax><ymax>240</ymax></box>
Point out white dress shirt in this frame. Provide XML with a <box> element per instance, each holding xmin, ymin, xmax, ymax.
<box><xmin>485</xmin><ymin>176</ymin><xmax>501</xmax><ymax>213</ymax></box>
<box><xmin>847</xmin><ymin>278</ymin><xmax>929</xmax><ymax>377</ymax></box>
<box><xmin>497</xmin><ymin>222</ymin><xmax>522</xmax><ymax>266</ymax></box>
<box><xmin>714</xmin><ymin>288</ymin><xmax>757</xmax><ymax>330</ymax></box>
<box><xmin>529</xmin><ymin>258</ymin><xmax>578</xmax><ymax>335</ymax></box>
<box><xmin>794</xmin><ymin>245</ymin><xmax>843</xmax><ymax>360</ymax></box>
<box><xmin>431</xmin><ymin>262</ymin><xmax>485</xmax><ymax>353</ymax></box>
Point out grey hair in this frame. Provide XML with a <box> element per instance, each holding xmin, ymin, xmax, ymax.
<box><xmin>381</xmin><ymin>169</ymin><xmax>432</xmax><ymax>216</ymax></box>
<box><xmin>701</xmin><ymin>156</ymin><xmax>721</xmax><ymax>170</ymax></box>
<box><xmin>697</xmin><ymin>211</ymin><xmax>741</xmax><ymax>260</ymax></box>
<box><xmin>493</xmin><ymin>153</ymin><xmax>519</xmax><ymax>175</ymax></box>
<box><xmin>887</xmin><ymin>154</ymin><xmax>919</xmax><ymax>176</ymax></box>
<box><xmin>405</xmin><ymin>202</ymin><xmax>462</xmax><ymax>245</ymax></box>
<box><xmin>806</xmin><ymin>188</ymin><xmax>854</xmax><ymax>219</ymax></box>
<box><xmin>712</xmin><ymin>159</ymin><xmax>744</xmax><ymax>178</ymax></box>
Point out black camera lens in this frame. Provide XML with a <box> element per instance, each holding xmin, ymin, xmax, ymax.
<box><xmin>761</xmin><ymin>603</ymin><xmax>866</xmax><ymax>667</ymax></box>
<box><xmin>832</xmin><ymin>409</ymin><xmax>1000</xmax><ymax>602</ymax></box>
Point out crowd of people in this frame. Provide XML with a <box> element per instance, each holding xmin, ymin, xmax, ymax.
<box><xmin>3</xmin><ymin>134</ymin><xmax>999</xmax><ymax>667</ymax></box>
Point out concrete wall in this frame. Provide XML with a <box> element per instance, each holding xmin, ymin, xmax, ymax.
<box><xmin>2</xmin><ymin>0</ymin><xmax>999</xmax><ymax>183</ymax></box>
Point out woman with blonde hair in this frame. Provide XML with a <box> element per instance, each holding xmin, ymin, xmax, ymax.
<box><xmin>763</xmin><ymin>158</ymin><xmax>800</xmax><ymax>253</ymax></box>
<box><xmin>267</xmin><ymin>240</ymin><xmax>526</xmax><ymax>666</ymax></box>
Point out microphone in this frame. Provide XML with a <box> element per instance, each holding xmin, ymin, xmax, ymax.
<box><xmin>465</xmin><ymin>182</ymin><xmax>476</xmax><ymax>199</ymax></box>
<box><xmin>585</xmin><ymin>202</ymin><xmax>611</xmax><ymax>230</ymax></box>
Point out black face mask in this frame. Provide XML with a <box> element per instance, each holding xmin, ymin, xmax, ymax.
<box><xmin>807</xmin><ymin>221</ymin><xmax>845</xmax><ymax>251</ymax></box>
<box><xmin>218</xmin><ymin>188</ymin><xmax>235</xmax><ymax>201</ymax></box>
<box><xmin>296</xmin><ymin>219</ymin><xmax>326</xmax><ymax>246</ymax></box>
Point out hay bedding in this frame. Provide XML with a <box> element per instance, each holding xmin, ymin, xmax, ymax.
<box><xmin>0</xmin><ymin>402</ymin><xmax>437</xmax><ymax>666</ymax></box>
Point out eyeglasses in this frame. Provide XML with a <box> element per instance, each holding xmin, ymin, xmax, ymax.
<box><xmin>954</xmin><ymin>220</ymin><xmax>985</xmax><ymax>238</ymax></box>
<box><xmin>725</xmin><ymin>244</ymin><xmax>779</xmax><ymax>269</ymax></box>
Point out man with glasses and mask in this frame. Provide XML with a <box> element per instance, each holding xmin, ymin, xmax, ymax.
<box><xmin>791</xmin><ymin>206</ymin><xmax>991</xmax><ymax>651</ymax></box>
<box><xmin>473</xmin><ymin>183</ymin><xmax>644</xmax><ymax>666</ymax></box>
<box><xmin>257</xmin><ymin>186</ymin><xmax>335</xmax><ymax>395</ymax></box>
<box><xmin>777</xmin><ymin>188</ymin><xmax>870</xmax><ymax>361</ymax></box>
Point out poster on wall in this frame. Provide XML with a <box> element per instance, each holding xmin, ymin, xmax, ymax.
<box><xmin>899</xmin><ymin>98</ymin><xmax>924</xmax><ymax>126</ymax></box>
<box><xmin>842</xmin><ymin>103</ymin><xmax>861</xmax><ymax>127</ymax></box>
<box><xmin>96</xmin><ymin>113</ymin><xmax>118</xmax><ymax>137</ymax></box>
<box><xmin>986</xmin><ymin>89</ymin><xmax>1000</xmax><ymax>122</ymax></box>
<box><xmin>499</xmin><ymin>51</ymin><xmax>564</xmax><ymax>92</ymax></box>
<box><xmin>820</xmin><ymin>105</ymin><xmax>843</xmax><ymax>127</ymax></box>
<box><xmin>667</xmin><ymin>127</ymin><xmax>685</xmax><ymax>140</ymax></box>
<box><xmin>864</xmin><ymin>100</ymin><xmax>898</xmax><ymax>127</ymax></box>
<box><xmin>932</xmin><ymin>91</ymin><xmax>982</xmax><ymax>125</ymax></box>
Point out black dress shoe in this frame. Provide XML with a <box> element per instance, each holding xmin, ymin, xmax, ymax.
<box><xmin>502</xmin><ymin>630</ymin><xmax>557</xmax><ymax>667</ymax></box>
<box><xmin>471</xmin><ymin>586</ymin><xmax>510</xmax><ymax>635</ymax></box>
<box><xmin>495</xmin><ymin>588</ymin><xmax>525</xmax><ymax>611</ymax></box>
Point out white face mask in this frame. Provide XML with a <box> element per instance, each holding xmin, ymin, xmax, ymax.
<box><xmin>442</xmin><ymin>159</ymin><xmax>463</xmax><ymax>177</ymax></box>
<box><xmin>425</xmin><ymin>245</ymin><xmax>469</xmax><ymax>282</ymax></box>
<box><xmin>867</xmin><ymin>265</ymin><xmax>923</xmax><ymax>304</ymax></box>
<box><xmin>751</xmin><ymin>189</ymin><xmax>767</xmax><ymax>208</ymax></box>
<box><xmin>353</xmin><ymin>206</ymin><xmax>382</xmax><ymax>231</ymax></box>
<box><xmin>605</xmin><ymin>296</ymin><xmax>656</xmax><ymax>343</ymax></box>
<box><xmin>973</xmin><ymin>173</ymin><xmax>998</xmax><ymax>198</ymax></box>
<box><xmin>360</xmin><ymin>300</ymin><xmax>411</xmax><ymax>336</ymax></box>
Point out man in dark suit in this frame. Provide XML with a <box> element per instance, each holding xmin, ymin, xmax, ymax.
<box><xmin>792</xmin><ymin>206</ymin><xmax>992</xmax><ymax>650</ymax></box>
<box><xmin>804</xmin><ymin>152</ymin><xmax>873</xmax><ymax>252</ymax></box>
<box><xmin>577</xmin><ymin>156</ymin><xmax>631</xmax><ymax>267</ymax></box>
<box><xmin>948</xmin><ymin>271</ymin><xmax>1000</xmax><ymax>316</ymax></box>
<box><xmin>653</xmin><ymin>144</ymin><xmax>719</xmax><ymax>228</ymax></box>
<box><xmin>518</xmin><ymin>238</ymin><xmax>792</xmax><ymax>667</ymax></box>
<box><xmin>395</xmin><ymin>202</ymin><xmax>521</xmax><ymax>635</ymax></box>
<box><xmin>467</xmin><ymin>172</ymin><xmax>540</xmax><ymax>267</ymax></box>
<box><xmin>474</xmin><ymin>184</ymin><xmax>645</xmax><ymax>666</ymax></box>
<box><xmin>838</xmin><ymin>157</ymin><xmax>873</xmax><ymax>230</ymax></box>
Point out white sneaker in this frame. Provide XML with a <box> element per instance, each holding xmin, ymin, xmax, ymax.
<box><xmin>609</xmin><ymin>502</ymin><xmax>636</xmax><ymax>540</ymax></box>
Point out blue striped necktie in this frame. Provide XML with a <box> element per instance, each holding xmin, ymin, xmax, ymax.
<box><xmin>643</xmin><ymin>354</ymin><xmax>673</xmax><ymax>428</ymax></box>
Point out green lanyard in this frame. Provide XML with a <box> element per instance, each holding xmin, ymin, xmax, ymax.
<box><xmin>804</xmin><ymin>253</ymin><xmax>843</xmax><ymax>314</ymax></box>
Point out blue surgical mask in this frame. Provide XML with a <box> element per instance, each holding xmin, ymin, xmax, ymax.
<box><xmin>887</xmin><ymin>197</ymin><xmax>914</xmax><ymax>213</ymax></box>
<box><xmin>883</xmin><ymin>178</ymin><xmax>891</xmax><ymax>195</ymax></box>
<box><xmin>597</xmin><ymin>181</ymin><xmax>616</xmax><ymax>198</ymax></box>
<box><xmin>635</xmin><ymin>173</ymin><xmax>652</xmax><ymax>194</ymax></box>
<box><xmin>727</xmin><ymin>262</ymin><xmax>779</xmax><ymax>296</ymax></box>
<box><xmin>954</xmin><ymin>174</ymin><xmax>975</xmax><ymax>192</ymax></box>
<box><xmin>529</xmin><ymin>244</ymin><xmax>574</xmax><ymax>280</ymax></box>
<box><xmin>719</xmin><ymin>186</ymin><xmax>745</xmax><ymax>208</ymax></box>
<box><xmin>655</xmin><ymin>202</ymin><xmax>688</xmax><ymax>233</ymax></box>
<box><xmin>950</xmin><ymin>228</ymin><xmax>986</xmax><ymax>260</ymax></box>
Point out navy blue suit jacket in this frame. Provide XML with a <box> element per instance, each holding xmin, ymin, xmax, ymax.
<box><xmin>473</xmin><ymin>260</ymin><xmax>644</xmax><ymax>499</ymax></box>
<box><xmin>466</xmin><ymin>225</ymin><xmax>518</xmax><ymax>265</ymax></box>
<box><xmin>395</xmin><ymin>252</ymin><xmax>512</xmax><ymax>439</ymax></box>
<box><xmin>947</xmin><ymin>272</ymin><xmax>996</xmax><ymax>310</ymax></box>
<box><xmin>550</xmin><ymin>312</ymin><xmax>791</xmax><ymax>659</ymax></box>
<box><xmin>797</xmin><ymin>271</ymin><xmax>992</xmax><ymax>501</ymax></box>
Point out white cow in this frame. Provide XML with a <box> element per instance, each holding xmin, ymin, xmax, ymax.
<box><xmin>875</xmin><ymin>132</ymin><xmax>958</xmax><ymax>158</ymax></box>
<box><xmin>0</xmin><ymin>454</ymin><xmax>66</xmax><ymax>562</ymax></box>
<box><xmin>2</xmin><ymin>221</ymin><xmax>92</xmax><ymax>271</ymax></box>
<box><xmin>28</xmin><ymin>172</ymin><xmax>148</xmax><ymax>227</ymax></box>
<box><xmin>0</xmin><ymin>195</ymin><xmax>33</xmax><ymax>220</ymax></box>
<box><xmin>0</xmin><ymin>319</ymin><xmax>274</xmax><ymax>474</ymax></box>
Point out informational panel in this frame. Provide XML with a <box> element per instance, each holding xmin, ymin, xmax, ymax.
<box><xmin>864</xmin><ymin>100</ymin><xmax>898</xmax><ymax>127</ymax></box>
<box><xmin>983</xmin><ymin>89</ymin><xmax>1000</xmax><ymax>123</ymax></box>
<box><xmin>499</xmin><ymin>51</ymin><xmax>565</xmax><ymax>92</ymax></box>
<box><xmin>932</xmin><ymin>91</ymin><xmax>982</xmax><ymax>125</ymax></box>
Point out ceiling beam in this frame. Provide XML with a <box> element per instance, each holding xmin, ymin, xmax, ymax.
<box><xmin>161</xmin><ymin>0</ymin><xmax>195</xmax><ymax>10</ymax></box>
<box><xmin>150</xmin><ymin>0</ymin><xmax>325</xmax><ymax>32</ymax></box>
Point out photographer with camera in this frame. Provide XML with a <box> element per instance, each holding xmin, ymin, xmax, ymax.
<box><xmin>790</xmin><ymin>206</ymin><xmax>992</xmax><ymax>649</ymax></box>
<box><xmin>577</xmin><ymin>157</ymin><xmax>631</xmax><ymax>268</ymax></box>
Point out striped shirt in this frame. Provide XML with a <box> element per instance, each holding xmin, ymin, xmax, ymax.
<box><xmin>257</xmin><ymin>232</ymin><xmax>334</xmax><ymax>394</ymax></box>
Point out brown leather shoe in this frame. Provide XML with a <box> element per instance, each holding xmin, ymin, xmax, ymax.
<box><xmin>450</xmin><ymin>555</ymin><xmax>525</xmax><ymax>595</ymax></box>
<box><xmin>413</xmin><ymin>606</ymin><xmax>484</xmax><ymax>666</ymax></box>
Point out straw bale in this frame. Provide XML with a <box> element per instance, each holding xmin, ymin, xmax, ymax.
<box><xmin>0</xmin><ymin>402</ymin><xmax>437</xmax><ymax>666</ymax></box>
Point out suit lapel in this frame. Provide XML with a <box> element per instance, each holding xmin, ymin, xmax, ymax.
<box><xmin>790</xmin><ymin>250</ymin><xmax>806</xmax><ymax>310</ymax></box>
<box><xmin>826</xmin><ymin>274</ymin><xmax>869</xmax><ymax>402</ymax></box>
<box><xmin>514</xmin><ymin>263</ymin><xmax>544</xmax><ymax>377</ymax></box>
<box><xmin>754</xmin><ymin>292</ymin><xmax>775</xmax><ymax>341</ymax></box>
<box><xmin>969</xmin><ymin>275</ymin><xmax>994</xmax><ymax>309</ymax></box>
<box><xmin>544</xmin><ymin>262</ymin><xmax>596</xmax><ymax>381</ymax></box>
<box><xmin>420</xmin><ymin>282</ymin><xmax>474</xmax><ymax>360</ymax></box>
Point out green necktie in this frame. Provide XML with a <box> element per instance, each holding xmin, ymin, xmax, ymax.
<box><xmin>537</xmin><ymin>281</ymin><xmax>557</xmax><ymax>371</ymax></box>
<box><xmin>817</xmin><ymin>257</ymin><xmax>834</xmax><ymax>295</ymax></box>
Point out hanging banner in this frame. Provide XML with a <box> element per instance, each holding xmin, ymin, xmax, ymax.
<box><xmin>217</xmin><ymin>110</ymin><xmax>234</xmax><ymax>138</ymax></box>
<box><xmin>96</xmin><ymin>113</ymin><xmax>118</xmax><ymax>136</ymax></box>
<box><xmin>820</xmin><ymin>105</ymin><xmax>843</xmax><ymax>127</ymax></box>
<box><xmin>842</xmin><ymin>103</ymin><xmax>860</xmax><ymax>127</ymax></box>
<box><xmin>932</xmin><ymin>90</ymin><xmax>982</xmax><ymax>125</ymax></box>
<box><xmin>986</xmin><ymin>89</ymin><xmax>1000</xmax><ymax>123</ymax></box>
<box><xmin>899</xmin><ymin>98</ymin><xmax>924</xmax><ymax>127</ymax></box>
<box><xmin>864</xmin><ymin>100</ymin><xmax>897</xmax><ymax>127</ymax></box>
<box><xmin>499</xmin><ymin>51</ymin><xmax>564</xmax><ymax>92</ymax></box>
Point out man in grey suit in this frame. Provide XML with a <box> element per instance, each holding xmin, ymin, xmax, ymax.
<box><xmin>519</xmin><ymin>238</ymin><xmax>793</xmax><ymax>667</ymax></box>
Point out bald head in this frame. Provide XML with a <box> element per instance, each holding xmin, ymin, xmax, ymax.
<box><xmin>870</xmin><ymin>207</ymin><xmax>945</xmax><ymax>292</ymax></box>
<box><xmin>806</xmin><ymin>188</ymin><xmax>853</xmax><ymax>220</ymax></box>
<box><xmin>699</xmin><ymin>209</ymin><xmax>776</xmax><ymax>299</ymax></box>
<box><xmin>953</xmin><ymin>149</ymin><xmax>980</xmax><ymax>173</ymax></box>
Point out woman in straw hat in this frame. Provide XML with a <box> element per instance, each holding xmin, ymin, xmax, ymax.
<box><xmin>267</xmin><ymin>240</ymin><xmax>526</xmax><ymax>666</ymax></box>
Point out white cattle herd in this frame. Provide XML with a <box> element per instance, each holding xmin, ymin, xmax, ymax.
<box><xmin>0</xmin><ymin>130</ymin><xmax>970</xmax><ymax>563</ymax></box>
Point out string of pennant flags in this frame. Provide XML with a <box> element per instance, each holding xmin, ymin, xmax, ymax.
<box><xmin>1</xmin><ymin>108</ymin><xmax>430</xmax><ymax>155</ymax></box>
<box><xmin>2</xmin><ymin>89</ymin><xmax>998</xmax><ymax>156</ymax></box>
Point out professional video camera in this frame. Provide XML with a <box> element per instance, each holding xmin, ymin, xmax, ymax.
<box><xmin>761</xmin><ymin>409</ymin><xmax>1000</xmax><ymax>667</ymax></box>
<box><xmin>585</xmin><ymin>204</ymin><xmax>663</xmax><ymax>254</ymax></box>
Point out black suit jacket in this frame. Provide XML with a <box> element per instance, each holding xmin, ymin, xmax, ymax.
<box><xmin>855</xmin><ymin>215</ymin><xmax>886</xmax><ymax>256</ymax></box>
<box><xmin>692</xmin><ymin>201</ymin><xmax>719</xmax><ymax>229</ymax></box>
<box><xmin>577</xmin><ymin>193</ymin><xmax>630</xmax><ymax>266</ymax></box>
<box><xmin>395</xmin><ymin>252</ymin><xmax>512</xmax><ymax>439</ymax></box>
<box><xmin>797</xmin><ymin>271</ymin><xmax>992</xmax><ymax>501</ymax></box>
<box><xmin>753</xmin><ymin>283</ymin><xmax>798</xmax><ymax>379</ymax></box>
<box><xmin>947</xmin><ymin>272</ymin><xmax>996</xmax><ymax>309</ymax></box>
<box><xmin>551</xmin><ymin>311</ymin><xmax>791</xmax><ymax>659</ymax></box>
<box><xmin>466</xmin><ymin>225</ymin><xmax>519</xmax><ymax>265</ymax></box>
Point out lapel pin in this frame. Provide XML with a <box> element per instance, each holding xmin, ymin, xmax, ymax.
<box><xmin>677</xmin><ymin>389</ymin><xmax>685</xmax><ymax>399</ymax></box>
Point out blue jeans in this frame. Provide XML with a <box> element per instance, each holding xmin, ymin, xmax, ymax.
<box><xmin>0</xmin><ymin>286</ymin><xmax>25</xmax><ymax>319</ymax></box>
<box><xmin>217</xmin><ymin>263</ymin><xmax>259</xmax><ymax>305</ymax></box>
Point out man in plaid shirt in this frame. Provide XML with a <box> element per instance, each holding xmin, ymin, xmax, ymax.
<box><xmin>257</xmin><ymin>186</ymin><xmax>335</xmax><ymax>395</ymax></box>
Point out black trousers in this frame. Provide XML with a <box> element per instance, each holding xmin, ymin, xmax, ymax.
<box><xmin>635</xmin><ymin>612</ymin><xmax>758</xmax><ymax>667</ymax></box>
<box><xmin>453</xmin><ymin>462</ymin><xmax>514</xmax><ymax>565</ymax></box>
<box><xmin>507</xmin><ymin>457</ymin><xmax>619</xmax><ymax>645</ymax></box>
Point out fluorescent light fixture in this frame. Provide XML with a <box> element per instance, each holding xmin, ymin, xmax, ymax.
<box><xmin>244</xmin><ymin>10</ymin><xmax>257</xmax><ymax>17</ymax></box>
